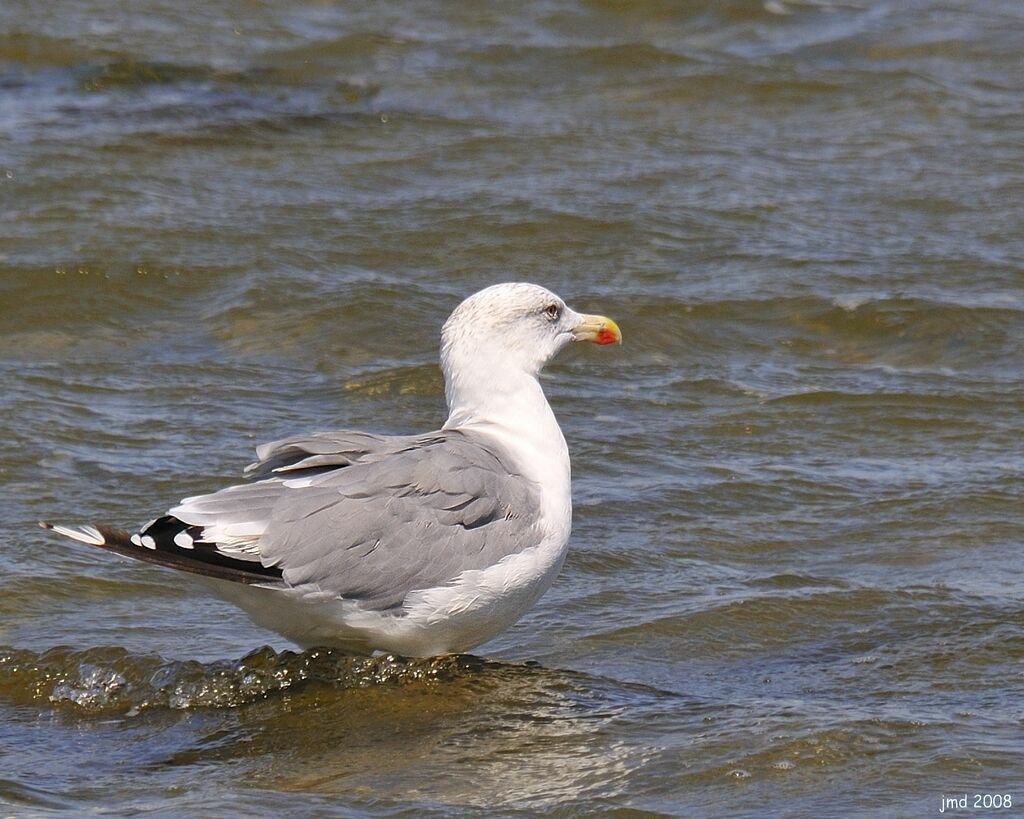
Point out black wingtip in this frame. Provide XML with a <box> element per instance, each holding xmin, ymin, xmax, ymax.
<box><xmin>40</xmin><ymin>516</ymin><xmax>283</xmax><ymax>586</ymax></box>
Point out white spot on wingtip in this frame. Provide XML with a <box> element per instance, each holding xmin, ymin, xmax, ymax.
<box><xmin>47</xmin><ymin>523</ymin><xmax>106</xmax><ymax>546</ymax></box>
<box><xmin>130</xmin><ymin>534</ymin><xmax>143</xmax><ymax>547</ymax></box>
<box><xmin>173</xmin><ymin>531</ymin><xmax>194</xmax><ymax>549</ymax></box>
<box><xmin>140</xmin><ymin>535</ymin><xmax>157</xmax><ymax>550</ymax></box>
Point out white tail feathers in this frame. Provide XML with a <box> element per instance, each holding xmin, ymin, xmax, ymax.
<box><xmin>38</xmin><ymin>521</ymin><xmax>107</xmax><ymax>546</ymax></box>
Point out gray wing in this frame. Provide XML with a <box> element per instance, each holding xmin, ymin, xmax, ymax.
<box><xmin>169</xmin><ymin>429</ymin><xmax>543</xmax><ymax>610</ymax></box>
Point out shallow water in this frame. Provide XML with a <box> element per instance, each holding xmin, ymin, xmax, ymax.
<box><xmin>1</xmin><ymin>0</ymin><xmax>1022</xmax><ymax>815</ymax></box>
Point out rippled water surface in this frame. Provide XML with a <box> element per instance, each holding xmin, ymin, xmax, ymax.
<box><xmin>2</xmin><ymin>0</ymin><xmax>1022</xmax><ymax>815</ymax></box>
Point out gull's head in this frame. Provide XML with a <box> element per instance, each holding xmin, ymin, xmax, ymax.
<box><xmin>440</xmin><ymin>283</ymin><xmax>621</xmax><ymax>416</ymax></box>
<box><xmin>442</xmin><ymin>282</ymin><xmax>621</xmax><ymax>374</ymax></box>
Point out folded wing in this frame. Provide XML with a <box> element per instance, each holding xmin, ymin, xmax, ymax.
<box><xmin>135</xmin><ymin>428</ymin><xmax>542</xmax><ymax>611</ymax></box>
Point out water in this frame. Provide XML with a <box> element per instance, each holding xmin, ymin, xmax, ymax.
<box><xmin>1</xmin><ymin>0</ymin><xmax>1022</xmax><ymax>815</ymax></box>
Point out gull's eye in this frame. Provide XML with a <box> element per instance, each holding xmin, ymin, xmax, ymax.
<box><xmin>543</xmin><ymin>303</ymin><xmax>561</xmax><ymax>321</ymax></box>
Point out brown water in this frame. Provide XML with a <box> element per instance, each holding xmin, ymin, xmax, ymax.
<box><xmin>1</xmin><ymin>1</ymin><xmax>1022</xmax><ymax>815</ymax></box>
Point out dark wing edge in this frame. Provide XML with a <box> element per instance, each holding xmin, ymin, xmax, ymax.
<box><xmin>38</xmin><ymin>519</ymin><xmax>284</xmax><ymax>585</ymax></box>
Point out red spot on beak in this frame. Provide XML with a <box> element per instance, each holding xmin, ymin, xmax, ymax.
<box><xmin>595</xmin><ymin>327</ymin><xmax>619</xmax><ymax>345</ymax></box>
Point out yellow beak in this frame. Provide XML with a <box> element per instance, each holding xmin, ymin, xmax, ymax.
<box><xmin>572</xmin><ymin>314</ymin><xmax>622</xmax><ymax>345</ymax></box>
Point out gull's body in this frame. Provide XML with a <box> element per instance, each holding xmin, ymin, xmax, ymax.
<box><xmin>41</xmin><ymin>283</ymin><xmax>620</xmax><ymax>656</ymax></box>
<box><xmin>202</xmin><ymin>419</ymin><xmax>569</xmax><ymax>656</ymax></box>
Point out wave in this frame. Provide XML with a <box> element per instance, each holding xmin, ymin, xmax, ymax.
<box><xmin>0</xmin><ymin>643</ymin><xmax>500</xmax><ymax>715</ymax></box>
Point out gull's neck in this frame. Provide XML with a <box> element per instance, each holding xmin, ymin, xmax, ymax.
<box><xmin>441</xmin><ymin>348</ymin><xmax>570</xmax><ymax>519</ymax></box>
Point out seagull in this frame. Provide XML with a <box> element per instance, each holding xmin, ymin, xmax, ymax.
<box><xmin>40</xmin><ymin>283</ymin><xmax>621</xmax><ymax>656</ymax></box>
